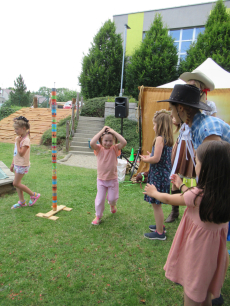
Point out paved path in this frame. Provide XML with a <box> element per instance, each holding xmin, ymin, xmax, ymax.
<box><xmin>58</xmin><ymin>153</ymin><xmax>97</xmax><ymax>169</ymax></box>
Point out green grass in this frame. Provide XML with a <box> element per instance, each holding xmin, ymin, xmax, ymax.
<box><xmin>0</xmin><ymin>143</ymin><xmax>229</xmax><ymax>305</ymax></box>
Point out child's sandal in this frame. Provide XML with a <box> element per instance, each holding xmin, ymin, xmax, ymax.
<box><xmin>110</xmin><ymin>205</ymin><xmax>117</xmax><ymax>214</ymax></box>
<box><xmin>29</xmin><ymin>192</ymin><xmax>40</xmax><ymax>206</ymax></box>
<box><xmin>91</xmin><ymin>216</ymin><xmax>101</xmax><ymax>225</ymax></box>
<box><xmin>11</xmin><ymin>200</ymin><xmax>27</xmax><ymax>209</ymax></box>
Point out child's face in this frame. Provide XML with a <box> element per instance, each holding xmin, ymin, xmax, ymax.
<box><xmin>153</xmin><ymin>120</ymin><xmax>157</xmax><ymax>133</ymax></box>
<box><xmin>14</xmin><ymin>125</ymin><xmax>26</xmax><ymax>136</ymax></box>
<box><xmin>195</xmin><ymin>155</ymin><xmax>201</xmax><ymax>178</ymax></box>
<box><xmin>101</xmin><ymin>134</ymin><xmax>114</xmax><ymax>149</ymax></box>
<box><xmin>169</xmin><ymin>103</ymin><xmax>181</xmax><ymax>125</ymax></box>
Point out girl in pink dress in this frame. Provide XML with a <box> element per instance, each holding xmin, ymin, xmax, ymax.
<box><xmin>90</xmin><ymin>126</ymin><xmax>127</xmax><ymax>225</ymax></box>
<box><xmin>144</xmin><ymin>140</ymin><xmax>230</xmax><ymax>306</ymax></box>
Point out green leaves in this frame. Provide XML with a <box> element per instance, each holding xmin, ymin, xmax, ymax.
<box><xmin>179</xmin><ymin>0</ymin><xmax>230</xmax><ymax>72</ymax></box>
<box><xmin>79</xmin><ymin>20</ymin><xmax>123</xmax><ymax>99</ymax></box>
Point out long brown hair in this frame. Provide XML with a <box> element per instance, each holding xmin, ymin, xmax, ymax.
<box><xmin>195</xmin><ymin>141</ymin><xmax>230</xmax><ymax>224</ymax></box>
<box><xmin>153</xmin><ymin>110</ymin><xmax>173</xmax><ymax>147</ymax></box>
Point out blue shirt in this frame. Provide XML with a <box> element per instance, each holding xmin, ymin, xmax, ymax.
<box><xmin>190</xmin><ymin>112</ymin><xmax>230</xmax><ymax>149</ymax></box>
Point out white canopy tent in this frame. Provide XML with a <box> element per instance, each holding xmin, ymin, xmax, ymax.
<box><xmin>158</xmin><ymin>58</ymin><xmax>230</xmax><ymax>89</ymax></box>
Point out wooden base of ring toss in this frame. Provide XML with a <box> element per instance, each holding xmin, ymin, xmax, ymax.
<box><xmin>36</xmin><ymin>206</ymin><xmax>72</xmax><ymax>221</ymax></box>
<box><xmin>36</xmin><ymin>86</ymin><xmax>72</xmax><ymax>220</ymax></box>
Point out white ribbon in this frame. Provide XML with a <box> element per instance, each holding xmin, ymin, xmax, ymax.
<box><xmin>170</xmin><ymin>123</ymin><xmax>195</xmax><ymax>178</ymax></box>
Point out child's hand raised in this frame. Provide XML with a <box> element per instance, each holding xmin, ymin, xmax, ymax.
<box><xmin>140</xmin><ymin>151</ymin><xmax>151</xmax><ymax>162</ymax></box>
<box><xmin>170</xmin><ymin>174</ymin><xmax>183</xmax><ymax>189</ymax></box>
<box><xmin>143</xmin><ymin>183</ymin><xmax>157</xmax><ymax>197</ymax></box>
<box><xmin>106</xmin><ymin>127</ymin><xmax>115</xmax><ymax>134</ymax></box>
<box><xmin>16</xmin><ymin>136</ymin><xmax>21</xmax><ymax>144</ymax></box>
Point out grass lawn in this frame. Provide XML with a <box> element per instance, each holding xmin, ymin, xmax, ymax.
<box><xmin>0</xmin><ymin>143</ymin><xmax>229</xmax><ymax>306</ymax></box>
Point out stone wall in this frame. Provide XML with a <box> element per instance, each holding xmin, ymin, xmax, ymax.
<box><xmin>104</xmin><ymin>102</ymin><xmax>137</xmax><ymax>121</ymax></box>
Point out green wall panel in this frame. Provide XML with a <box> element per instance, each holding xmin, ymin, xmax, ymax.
<box><xmin>126</xmin><ymin>13</ymin><xmax>144</xmax><ymax>56</ymax></box>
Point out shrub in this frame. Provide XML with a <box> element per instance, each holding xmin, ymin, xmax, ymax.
<box><xmin>80</xmin><ymin>97</ymin><xmax>107</xmax><ymax>117</ymax></box>
<box><xmin>106</xmin><ymin>96</ymin><xmax>138</xmax><ymax>105</ymax></box>
<box><xmin>0</xmin><ymin>105</ymin><xmax>22</xmax><ymax>120</ymax></box>
<box><xmin>105</xmin><ymin>116</ymin><xmax>140</xmax><ymax>154</ymax></box>
<box><xmin>41</xmin><ymin>116</ymin><xmax>77</xmax><ymax>146</ymax></box>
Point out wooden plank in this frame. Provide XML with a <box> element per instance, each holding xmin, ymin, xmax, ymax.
<box><xmin>49</xmin><ymin>216</ymin><xmax>59</xmax><ymax>220</ymax></box>
<box><xmin>42</xmin><ymin>205</ymin><xmax>66</xmax><ymax>218</ymax></box>
<box><xmin>63</xmin><ymin>207</ymin><xmax>73</xmax><ymax>211</ymax></box>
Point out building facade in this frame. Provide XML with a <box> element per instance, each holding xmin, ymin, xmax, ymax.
<box><xmin>113</xmin><ymin>1</ymin><xmax>230</xmax><ymax>63</ymax></box>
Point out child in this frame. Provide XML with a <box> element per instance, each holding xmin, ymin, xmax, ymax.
<box><xmin>140</xmin><ymin>110</ymin><xmax>173</xmax><ymax>240</ymax></box>
<box><xmin>144</xmin><ymin>140</ymin><xmax>230</xmax><ymax>306</ymax></box>
<box><xmin>90</xmin><ymin>126</ymin><xmax>127</xmax><ymax>225</ymax></box>
<box><xmin>10</xmin><ymin>116</ymin><xmax>40</xmax><ymax>209</ymax></box>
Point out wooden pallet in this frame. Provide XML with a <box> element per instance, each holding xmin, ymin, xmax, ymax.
<box><xmin>36</xmin><ymin>205</ymin><xmax>73</xmax><ymax>220</ymax></box>
<box><xmin>0</xmin><ymin>108</ymin><xmax>72</xmax><ymax>145</ymax></box>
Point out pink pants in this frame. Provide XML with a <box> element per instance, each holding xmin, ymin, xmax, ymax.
<box><xmin>95</xmin><ymin>179</ymin><xmax>119</xmax><ymax>218</ymax></box>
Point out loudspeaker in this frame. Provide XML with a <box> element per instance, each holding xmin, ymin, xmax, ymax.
<box><xmin>115</xmin><ymin>97</ymin><xmax>129</xmax><ymax>118</ymax></box>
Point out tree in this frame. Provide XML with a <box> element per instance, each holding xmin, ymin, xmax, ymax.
<box><xmin>78</xmin><ymin>20</ymin><xmax>123</xmax><ymax>99</ymax></box>
<box><xmin>10</xmin><ymin>74</ymin><xmax>31</xmax><ymax>106</ymax></box>
<box><xmin>56</xmin><ymin>88</ymin><xmax>78</xmax><ymax>102</ymax></box>
<box><xmin>179</xmin><ymin>0</ymin><xmax>230</xmax><ymax>72</ymax></box>
<box><xmin>36</xmin><ymin>86</ymin><xmax>52</xmax><ymax>97</ymax></box>
<box><xmin>125</xmin><ymin>14</ymin><xmax>178</xmax><ymax>99</ymax></box>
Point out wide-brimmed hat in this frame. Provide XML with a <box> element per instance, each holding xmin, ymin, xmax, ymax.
<box><xmin>180</xmin><ymin>70</ymin><xmax>215</xmax><ymax>91</ymax></box>
<box><xmin>157</xmin><ymin>84</ymin><xmax>212</xmax><ymax>112</ymax></box>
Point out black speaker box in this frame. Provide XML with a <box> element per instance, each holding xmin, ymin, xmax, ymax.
<box><xmin>115</xmin><ymin>97</ymin><xmax>129</xmax><ymax>118</ymax></box>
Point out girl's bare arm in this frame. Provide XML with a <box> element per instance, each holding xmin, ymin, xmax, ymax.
<box><xmin>143</xmin><ymin>183</ymin><xmax>186</xmax><ymax>206</ymax></box>
<box><xmin>90</xmin><ymin>126</ymin><xmax>108</xmax><ymax>150</ymax></box>
<box><xmin>140</xmin><ymin>137</ymin><xmax>163</xmax><ymax>164</ymax></box>
<box><xmin>107</xmin><ymin>128</ymin><xmax>127</xmax><ymax>150</ymax></box>
<box><xmin>16</xmin><ymin>138</ymin><xmax>29</xmax><ymax>157</ymax></box>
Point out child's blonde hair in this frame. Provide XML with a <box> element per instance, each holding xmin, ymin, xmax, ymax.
<box><xmin>188</xmin><ymin>79</ymin><xmax>206</xmax><ymax>103</ymax></box>
<box><xmin>13</xmin><ymin>116</ymin><xmax>30</xmax><ymax>137</ymax></box>
<box><xmin>153</xmin><ymin>110</ymin><xmax>173</xmax><ymax>147</ymax></box>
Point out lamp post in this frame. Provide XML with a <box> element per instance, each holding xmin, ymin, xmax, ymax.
<box><xmin>119</xmin><ymin>24</ymin><xmax>131</xmax><ymax>97</ymax></box>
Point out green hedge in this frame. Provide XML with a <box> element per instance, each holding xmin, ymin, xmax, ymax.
<box><xmin>41</xmin><ymin>116</ymin><xmax>77</xmax><ymax>146</ymax></box>
<box><xmin>80</xmin><ymin>97</ymin><xmax>107</xmax><ymax>117</ymax></box>
<box><xmin>0</xmin><ymin>105</ymin><xmax>22</xmax><ymax>120</ymax></box>
<box><xmin>80</xmin><ymin>96</ymin><xmax>138</xmax><ymax>117</ymax></box>
<box><xmin>105</xmin><ymin>116</ymin><xmax>140</xmax><ymax>155</ymax></box>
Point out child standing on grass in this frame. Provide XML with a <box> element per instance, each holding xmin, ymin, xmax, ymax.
<box><xmin>90</xmin><ymin>126</ymin><xmax>127</xmax><ymax>225</ymax></box>
<box><xmin>10</xmin><ymin>116</ymin><xmax>40</xmax><ymax>209</ymax></box>
<box><xmin>144</xmin><ymin>141</ymin><xmax>230</xmax><ymax>306</ymax></box>
<box><xmin>140</xmin><ymin>110</ymin><xmax>173</xmax><ymax>240</ymax></box>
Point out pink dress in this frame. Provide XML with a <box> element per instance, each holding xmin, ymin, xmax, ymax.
<box><xmin>164</xmin><ymin>188</ymin><xmax>228</xmax><ymax>303</ymax></box>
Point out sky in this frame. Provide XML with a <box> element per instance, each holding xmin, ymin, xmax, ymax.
<box><xmin>1</xmin><ymin>0</ymin><xmax>217</xmax><ymax>93</ymax></box>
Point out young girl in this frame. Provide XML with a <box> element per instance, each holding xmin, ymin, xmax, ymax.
<box><xmin>90</xmin><ymin>126</ymin><xmax>127</xmax><ymax>225</ymax></box>
<box><xmin>10</xmin><ymin>116</ymin><xmax>40</xmax><ymax>209</ymax></box>
<box><xmin>144</xmin><ymin>140</ymin><xmax>230</xmax><ymax>306</ymax></box>
<box><xmin>140</xmin><ymin>110</ymin><xmax>173</xmax><ymax>240</ymax></box>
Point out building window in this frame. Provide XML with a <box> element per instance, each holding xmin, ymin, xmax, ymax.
<box><xmin>169</xmin><ymin>27</ymin><xmax>205</xmax><ymax>64</ymax></box>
